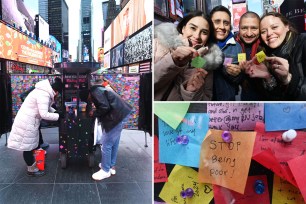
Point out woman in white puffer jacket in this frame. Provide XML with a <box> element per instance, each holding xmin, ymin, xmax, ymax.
<box><xmin>8</xmin><ymin>79</ymin><xmax>63</xmax><ymax>177</ymax></box>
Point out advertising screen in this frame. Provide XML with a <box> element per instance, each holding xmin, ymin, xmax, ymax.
<box><xmin>104</xmin><ymin>52</ymin><xmax>110</xmax><ymax>69</ymax></box>
<box><xmin>111</xmin><ymin>43</ymin><xmax>124</xmax><ymax>68</ymax></box>
<box><xmin>154</xmin><ymin>0</ymin><xmax>168</xmax><ymax>18</ymax></box>
<box><xmin>0</xmin><ymin>22</ymin><xmax>52</xmax><ymax>67</ymax></box>
<box><xmin>1</xmin><ymin>0</ymin><xmax>38</xmax><ymax>34</ymax></box>
<box><xmin>113</xmin><ymin>0</ymin><xmax>153</xmax><ymax>47</ymax></box>
<box><xmin>49</xmin><ymin>35</ymin><xmax>62</xmax><ymax>62</ymax></box>
<box><xmin>232</xmin><ymin>3</ymin><xmax>247</xmax><ymax>32</ymax></box>
<box><xmin>175</xmin><ymin>0</ymin><xmax>184</xmax><ymax>18</ymax></box>
<box><xmin>104</xmin><ymin>25</ymin><xmax>112</xmax><ymax>52</ymax></box>
<box><xmin>124</xmin><ymin>25</ymin><xmax>152</xmax><ymax>64</ymax></box>
<box><xmin>35</xmin><ymin>15</ymin><xmax>49</xmax><ymax>43</ymax></box>
<box><xmin>97</xmin><ymin>48</ymin><xmax>104</xmax><ymax>65</ymax></box>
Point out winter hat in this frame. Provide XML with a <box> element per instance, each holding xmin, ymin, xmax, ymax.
<box><xmin>51</xmin><ymin>78</ymin><xmax>63</xmax><ymax>93</ymax></box>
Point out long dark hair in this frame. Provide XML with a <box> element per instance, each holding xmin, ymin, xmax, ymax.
<box><xmin>176</xmin><ymin>11</ymin><xmax>216</xmax><ymax>45</ymax></box>
<box><xmin>260</xmin><ymin>12</ymin><xmax>299</xmax><ymax>58</ymax></box>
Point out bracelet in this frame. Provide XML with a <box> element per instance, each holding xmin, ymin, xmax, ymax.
<box><xmin>263</xmin><ymin>75</ymin><xmax>277</xmax><ymax>91</ymax></box>
<box><xmin>282</xmin><ymin>73</ymin><xmax>292</xmax><ymax>85</ymax></box>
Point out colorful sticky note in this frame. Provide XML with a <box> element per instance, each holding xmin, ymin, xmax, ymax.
<box><xmin>238</xmin><ymin>53</ymin><xmax>246</xmax><ymax>62</ymax></box>
<box><xmin>159</xmin><ymin>165</ymin><xmax>213</xmax><ymax>204</ymax></box>
<box><xmin>213</xmin><ymin>175</ymin><xmax>270</xmax><ymax>204</ymax></box>
<box><xmin>154</xmin><ymin>136</ymin><xmax>168</xmax><ymax>183</ymax></box>
<box><xmin>207</xmin><ymin>103</ymin><xmax>264</xmax><ymax>131</ymax></box>
<box><xmin>223</xmin><ymin>57</ymin><xmax>233</xmax><ymax>65</ymax></box>
<box><xmin>264</xmin><ymin>103</ymin><xmax>306</xmax><ymax>131</ymax></box>
<box><xmin>154</xmin><ymin>102</ymin><xmax>190</xmax><ymax>130</ymax></box>
<box><xmin>255</xmin><ymin>50</ymin><xmax>266</xmax><ymax>63</ymax></box>
<box><xmin>272</xmin><ymin>174</ymin><xmax>305</xmax><ymax>204</ymax></box>
<box><xmin>191</xmin><ymin>56</ymin><xmax>206</xmax><ymax>68</ymax></box>
<box><xmin>198</xmin><ymin>129</ymin><xmax>256</xmax><ymax>194</ymax></box>
<box><xmin>288</xmin><ymin>155</ymin><xmax>306</xmax><ymax>202</ymax></box>
<box><xmin>252</xmin><ymin>122</ymin><xmax>306</xmax><ymax>187</ymax></box>
<box><xmin>159</xmin><ymin>113</ymin><xmax>209</xmax><ymax>168</ymax></box>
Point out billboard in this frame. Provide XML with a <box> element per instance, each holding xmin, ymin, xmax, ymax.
<box><xmin>104</xmin><ymin>25</ymin><xmax>112</xmax><ymax>52</ymax></box>
<box><xmin>232</xmin><ymin>3</ymin><xmax>247</xmax><ymax>32</ymax></box>
<box><xmin>35</xmin><ymin>15</ymin><xmax>49</xmax><ymax>43</ymax></box>
<box><xmin>104</xmin><ymin>52</ymin><xmax>110</xmax><ymax>69</ymax></box>
<box><xmin>111</xmin><ymin>43</ymin><xmax>124</xmax><ymax>68</ymax></box>
<box><xmin>0</xmin><ymin>22</ymin><xmax>52</xmax><ymax>67</ymax></box>
<box><xmin>280</xmin><ymin>0</ymin><xmax>304</xmax><ymax>33</ymax></box>
<box><xmin>97</xmin><ymin>48</ymin><xmax>104</xmax><ymax>65</ymax></box>
<box><xmin>113</xmin><ymin>0</ymin><xmax>153</xmax><ymax>47</ymax></box>
<box><xmin>124</xmin><ymin>25</ymin><xmax>152</xmax><ymax>64</ymax></box>
<box><xmin>175</xmin><ymin>0</ymin><xmax>184</xmax><ymax>18</ymax></box>
<box><xmin>154</xmin><ymin>0</ymin><xmax>168</xmax><ymax>18</ymax></box>
<box><xmin>49</xmin><ymin>35</ymin><xmax>62</xmax><ymax>62</ymax></box>
<box><xmin>1</xmin><ymin>0</ymin><xmax>38</xmax><ymax>34</ymax></box>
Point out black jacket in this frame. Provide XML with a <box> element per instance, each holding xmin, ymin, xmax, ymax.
<box><xmin>263</xmin><ymin>33</ymin><xmax>306</xmax><ymax>100</ymax></box>
<box><xmin>90</xmin><ymin>85</ymin><xmax>132</xmax><ymax>132</ymax></box>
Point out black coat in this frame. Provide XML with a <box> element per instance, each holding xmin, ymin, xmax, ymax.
<box><xmin>261</xmin><ymin>33</ymin><xmax>306</xmax><ymax>100</ymax></box>
<box><xmin>90</xmin><ymin>85</ymin><xmax>132</xmax><ymax>132</ymax></box>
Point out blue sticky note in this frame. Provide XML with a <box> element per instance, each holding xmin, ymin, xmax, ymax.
<box><xmin>265</xmin><ymin>103</ymin><xmax>306</xmax><ymax>131</ymax></box>
<box><xmin>158</xmin><ymin>113</ymin><xmax>209</xmax><ymax>168</ymax></box>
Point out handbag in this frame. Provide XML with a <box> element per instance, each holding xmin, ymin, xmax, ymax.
<box><xmin>94</xmin><ymin>117</ymin><xmax>103</xmax><ymax>145</ymax></box>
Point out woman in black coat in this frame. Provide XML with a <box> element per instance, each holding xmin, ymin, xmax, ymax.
<box><xmin>244</xmin><ymin>12</ymin><xmax>306</xmax><ymax>100</ymax></box>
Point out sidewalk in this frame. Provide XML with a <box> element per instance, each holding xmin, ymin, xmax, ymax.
<box><xmin>0</xmin><ymin>128</ymin><xmax>152</xmax><ymax>204</ymax></box>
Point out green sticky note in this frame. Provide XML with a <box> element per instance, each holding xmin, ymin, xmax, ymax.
<box><xmin>154</xmin><ymin>102</ymin><xmax>190</xmax><ymax>130</ymax></box>
<box><xmin>191</xmin><ymin>56</ymin><xmax>206</xmax><ymax>68</ymax></box>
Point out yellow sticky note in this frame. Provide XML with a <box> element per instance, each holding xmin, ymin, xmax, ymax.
<box><xmin>198</xmin><ymin>129</ymin><xmax>256</xmax><ymax>194</ymax></box>
<box><xmin>272</xmin><ymin>175</ymin><xmax>305</xmax><ymax>204</ymax></box>
<box><xmin>255</xmin><ymin>51</ymin><xmax>266</xmax><ymax>63</ymax></box>
<box><xmin>238</xmin><ymin>53</ymin><xmax>246</xmax><ymax>62</ymax></box>
<box><xmin>154</xmin><ymin>102</ymin><xmax>190</xmax><ymax>130</ymax></box>
<box><xmin>159</xmin><ymin>165</ymin><xmax>214</xmax><ymax>204</ymax></box>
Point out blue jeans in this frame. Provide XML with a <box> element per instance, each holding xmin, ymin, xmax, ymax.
<box><xmin>100</xmin><ymin>121</ymin><xmax>124</xmax><ymax>172</ymax></box>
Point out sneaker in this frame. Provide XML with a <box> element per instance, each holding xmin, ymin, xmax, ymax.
<box><xmin>27</xmin><ymin>170</ymin><xmax>45</xmax><ymax>177</ymax></box>
<box><xmin>40</xmin><ymin>143</ymin><xmax>49</xmax><ymax>150</ymax></box>
<box><xmin>92</xmin><ymin>169</ymin><xmax>111</xmax><ymax>181</ymax></box>
<box><xmin>98</xmin><ymin>163</ymin><xmax>116</xmax><ymax>175</ymax></box>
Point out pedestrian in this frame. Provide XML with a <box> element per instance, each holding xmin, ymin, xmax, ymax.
<box><xmin>154</xmin><ymin>11</ymin><xmax>223</xmax><ymax>101</ymax></box>
<box><xmin>7</xmin><ymin>79</ymin><xmax>64</xmax><ymax>177</ymax></box>
<box><xmin>210</xmin><ymin>5</ymin><xmax>243</xmax><ymax>101</ymax></box>
<box><xmin>244</xmin><ymin>12</ymin><xmax>306</xmax><ymax>100</ymax></box>
<box><xmin>235</xmin><ymin>11</ymin><xmax>262</xmax><ymax>100</ymax></box>
<box><xmin>80</xmin><ymin>79</ymin><xmax>132</xmax><ymax>181</ymax></box>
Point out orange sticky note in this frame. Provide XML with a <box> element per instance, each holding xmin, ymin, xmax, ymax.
<box><xmin>238</xmin><ymin>53</ymin><xmax>246</xmax><ymax>62</ymax></box>
<box><xmin>198</xmin><ymin>129</ymin><xmax>256</xmax><ymax>194</ymax></box>
<box><xmin>255</xmin><ymin>51</ymin><xmax>266</xmax><ymax>63</ymax></box>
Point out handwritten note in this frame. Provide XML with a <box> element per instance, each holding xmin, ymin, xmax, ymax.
<box><xmin>198</xmin><ymin>129</ymin><xmax>256</xmax><ymax>194</ymax></box>
<box><xmin>238</xmin><ymin>53</ymin><xmax>246</xmax><ymax>62</ymax></box>
<box><xmin>223</xmin><ymin>57</ymin><xmax>233</xmax><ymax>65</ymax></box>
<box><xmin>272</xmin><ymin>175</ymin><xmax>305</xmax><ymax>204</ymax></box>
<box><xmin>154</xmin><ymin>136</ymin><xmax>168</xmax><ymax>183</ymax></box>
<box><xmin>288</xmin><ymin>155</ymin><xmax>306</xmax><ymax>202</ymax></box>
<box><xmin>265</xmin><ymin>103</ymin><xmax>306</xmax><ymax>131</ymax></box>
<box><xmin>191</xmin><ymin>56</ymin><xmax>206</xmax><ymax>68</ymax></box>
<box><xmin>154</xmin><ymin>102</ymin><xmax>190</xmax><ymax>130</ymax></box>
<box><xmin>253</xmin><ymin>122</ymin><xmax>306</xmax><ymax>187</ymax></box>
<box><xmin>255</xmin><ymin>51</ymin><xmax>266</xmax><ymax>63</ymax></box>
<box><xmin>159</xmin><ymin>165</ymin><xmax>213</xmax><ymax>204</ymax></box>
<box><xmin>159</xmin><ymin>113</ymin><xmax>209</xmax><ymax>168</ymax></box>
<box><xmin>213</xmin><ymin>175</ymin><xmax>270</xmax><ymax>204</ymax></box>
<box><xmin>207</xmin><ymin>103</ymin><xmax>264</xmax><ymax>131</ymax></box>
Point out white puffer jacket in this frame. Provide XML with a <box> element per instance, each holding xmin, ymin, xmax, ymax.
<box><xmin>8</xmin><ymin>79</ymin><xmax>59</xmax><ymax>151</ymax></box>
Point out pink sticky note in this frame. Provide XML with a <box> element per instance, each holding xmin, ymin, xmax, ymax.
<box><xmin>213</xmin><ymin>175</ymin><xmax>270</xmax><ymax>204</ymax></box>
<box><xmin>252</xmin><ymin>122</ymin><xmax>306</xmax><ymax>187</ymax></box>
<box><xmin>224</xmin><ymin>57</ymin><xmax>233</xmax><ymax>65</ymax></box>
<box><xmin>288</xmin><ymin>155</ymin><xmax>306</xmax><ymax>202</ymax></box>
